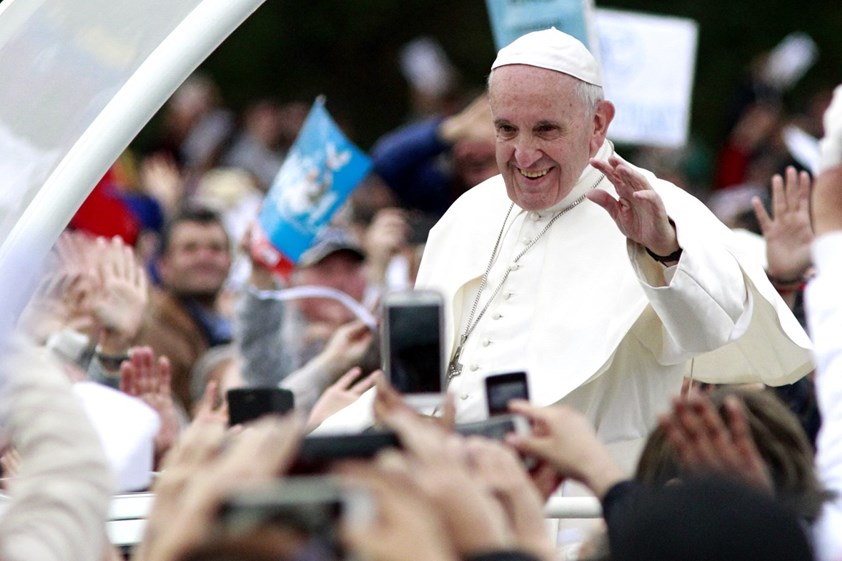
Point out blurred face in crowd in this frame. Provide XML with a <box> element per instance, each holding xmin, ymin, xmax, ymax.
<box><xmin>159</xmin><ymin>220</ymin><xmax>231</xmax><ymax>300</ymax></box>
<box><xmin>489</xmin><ymin>64</ymin><xmax>613</xmax><ymax>211</ymax></box>
<box><xmin>293</xmin><ymin>251</ymin><xmax>366</xmax><ymax>326</ymax></box>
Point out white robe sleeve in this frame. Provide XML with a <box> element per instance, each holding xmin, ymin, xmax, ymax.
<box><xmin>629</xmin><ymin>234</ymin><xmax>753</xmax><ymax>363</ymax></box>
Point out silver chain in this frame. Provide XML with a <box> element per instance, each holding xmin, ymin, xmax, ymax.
<box><xmin>447</xmin><ymin>174</ymin><xmax>604</xmax><ymax>380</ymax></box>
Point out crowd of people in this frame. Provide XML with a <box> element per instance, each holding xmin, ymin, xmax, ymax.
<box><xmin>0</xmin><ymin>25</ymin><xmax>841</xmax><ymax>561</ymax></box>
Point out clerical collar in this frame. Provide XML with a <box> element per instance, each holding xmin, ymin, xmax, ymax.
<box><xmin>524</xmin><ymin>140</ymin><xmax>614</xmax><ymax>218</ymax></box>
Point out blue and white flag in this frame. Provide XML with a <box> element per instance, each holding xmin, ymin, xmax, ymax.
<box><xmin>259</xmin><ymin>97</ymin><xmax>371</xmax><ymax>264</ymax></box>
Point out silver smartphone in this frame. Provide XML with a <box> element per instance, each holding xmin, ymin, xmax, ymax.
<box><xmin>381</xmin><ymin>289</ymin><xmax>445</xmax><ymax>410</ymax></box>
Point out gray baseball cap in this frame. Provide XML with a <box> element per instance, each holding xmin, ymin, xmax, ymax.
<box><xmin>298</xmin><ymin>227</ymin><xmax>365</xmax><ymax>268</ymax></box>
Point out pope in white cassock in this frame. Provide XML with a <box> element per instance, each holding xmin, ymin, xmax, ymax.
<box><xmin>319</xmin><ymin>28</ymin><xmax>812</xmax><ymax>468</ymax></box>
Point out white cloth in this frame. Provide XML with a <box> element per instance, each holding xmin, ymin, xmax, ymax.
<box><xmin>316</xmin><ymin>142</ymin><xmax>812</xmax><ymax>443</ymax></box>
<box><xmin>806</xmin><ymin>232</ymin><xmax>842</xmax><ymax>561</ymax></box>
<box><xmin>491</xmin><ymin>27</ymin><xmax>602</xmax><ymax>87</ymax></box>
<box><xmin>819</xmin><ymin>85</ymin><xmax>842</xmax><ymax>172</ymax></box>
<box><xmin>72</xmin><ymin>382</ymin><xmax>159</xmax><ymax>492</ymax></box>
<box><xmin>416</xmin><ymin>141</ymin><xmax>812</xmax><ymax>445</ymax></box>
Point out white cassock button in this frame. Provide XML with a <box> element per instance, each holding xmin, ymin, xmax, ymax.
<box><xmin>523</xmin><ymin>236</ymin><xmax>532</xmax><ymax>245</ymax></box>
<box><xmin>469</xmin><ymin>364</ymin><xmax>479</xmax><ymax>371</ymax></box>
<box><xmin>482</xmin><ymin>338</ymin><xmax>491</xmax><ymax>347</ymax></box>
<box><xmin>508</xmin><ymin>263</ymin><xmax>519</xmax><ymax>271</ymax></box>
<box><xmin>530</xmin><ymin>212</ymin><xmax>540</xmax><ymax>222</ymax></box>
<box><xmin>492</xmin><ymin>312</ymin><xmax>502</xmax><ymax>320</ymax></box>
<box><xmin>461</xmin><ymin>394</ymin><xmax>469</xmax><ymax>400</ymax></box>
<box><xmin>504</xmin><ymin>291</ymin><xmax>513</xmax><ymax>300</ymax></box>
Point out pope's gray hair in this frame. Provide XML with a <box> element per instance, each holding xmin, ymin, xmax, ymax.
<box><xmin>487</xmin><ymin>70</ymin><xmax>604</xmax><ymax>116</ymax></box>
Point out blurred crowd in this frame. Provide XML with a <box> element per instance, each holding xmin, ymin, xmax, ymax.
<box><xmin>0</xmin><ymin>33</ymin><xmax>841</xmax><ymax>561</ymax></box>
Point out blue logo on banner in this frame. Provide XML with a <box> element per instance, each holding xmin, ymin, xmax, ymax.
<box><xmin>258</xmin><ymin>97</ymin><xmax>371</xmax><ymax>263</ymax></box>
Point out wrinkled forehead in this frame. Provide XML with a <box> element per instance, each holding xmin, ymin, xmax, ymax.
<box><xmin>488</xmin><ymin>65</ymin><xmax>584</xmax><ymax>118</ymax></box>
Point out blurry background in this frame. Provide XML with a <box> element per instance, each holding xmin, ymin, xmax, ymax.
<box><xmin>132</xmin><ymin>0</ymin><xmax>841</xmax><ymax>157</ymax></box>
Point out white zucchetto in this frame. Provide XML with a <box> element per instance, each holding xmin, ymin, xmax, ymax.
<box><xmin>491</xmin><ymin>27</ymin><xmax>602</xmax><ymax>87</ymax></box>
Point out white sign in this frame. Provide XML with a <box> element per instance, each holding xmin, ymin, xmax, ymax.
<box><xmin>596</xmin><ymin>8</ymin><xmax>698</xmax><ymax>148</ymax></box>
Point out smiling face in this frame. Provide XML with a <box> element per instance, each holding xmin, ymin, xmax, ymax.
<box><xmin>158</xmin><ymin>220</ymin><xmax>231</xmax><ymax>300</ymax></box>
<box><xmin>489</xmin><ymin>64</ymin><xmax>613</xmax><ymax>211</ymax></box>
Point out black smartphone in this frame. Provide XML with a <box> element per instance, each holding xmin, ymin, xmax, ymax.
<box><xmin>290</xmin><ymin>429</ymin><xmax>402</xmax><ymax>474</ymax></box>
<box><xmin>226</xmin><ymin>387</ymin><xmax>295</xmax><ymax>427</ymax></box>
<box><xmin>214</xmin><ymin>476</ymin><xmax>372</xmax><ymax>561</ymax></box>
<box><xmin>485</xmin><ymin>371</ymin><xmax>530</xmax><ymax>417</ymax></box>
<box><xmin>381</xmin><ymin>289</ymin><xmax>445</xmax><ymax>409</ymax></box>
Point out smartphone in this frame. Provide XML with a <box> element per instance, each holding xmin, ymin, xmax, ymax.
<box><xmin>290</xmin><ymin>429</ymin><xmax>402</xmax><ymax>474</ymax></box>
<box><xmin>215</xmin><ymin>476</ymin><xmax>373</xmax><ymax>561</ymax></box>
<box><xmin>381</xmin><ymin>289</ymin><xmax>445</xmax><ymax>409</ymax></box>
<box><xmin>227</xmin><ymin>387</ymin><xmax>295</xmax><ymax>427</ymax></box>
<box><xmin>485</xmin><ymin>371</ymin><xmax>530</xmax><ymax>417</ymax></box>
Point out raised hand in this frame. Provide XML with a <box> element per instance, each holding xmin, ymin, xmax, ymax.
<box><xmin>380</xmin><ymin>409</ymin><xmax>516</xmax><ymax>557</ymax></box>
<box><xmin>438</xmin><ymin>93</ymin><xmax>495</xmax><ymax>144</ymax></box>
<box><xmin>465</xmin><ymin>437</ymin><xmax>557</xmax><ymax>561</ymax></box>
<box><xmin>338</xmin><ymin>461</ymin><xmax>458</xmax><ymax>561</ymax></box>
<box><xmin>318</xmin><ymin>320</ymin><xmax>375</xmax><ymax>379</ymax></box>
<box><xmin>752</xmin><ymin>166</ymin><xmax>813</xmax><ymax>281</ymax></box>
<box><xmin>588</xmin><ymin>154</ymin><xmax>680</xmax><ymax>260</ymax></box>
<box><xmin>659</xmin><ymin>391</ymin><xmax>773</xmax><ymax>493</ymax></box>
<box><xmin>306</xmin><ymin>367</ymin><xmax>379</xmax><ymax>432</ymax></box>
<box><xmin>363</xmin><ymin>208</ymin><xmax>410</xmax><ymax>286</ymax></box>
<box><xmin>139</xmin><ymin>153</ymin><xmax>184</xmax><ymax>220</ymax></box>
<box><xmin>120</xmin><ymin>346</ymin><xmax>180</xmax><ymax>467</ymax></box>
<box><xmin>136</xmin><ymin>415</ymin><xmax>302</xmax><ymax>561</ymax></box>
<box><xmin>506</xmin><ymin>400</ymin><xmax>626</xmax><ymax>500</ymax></box>
<box><xmin>372</xmin><ymin>376</ymin><xmax>457</xmax><ymax>431</ymax></box>
<box><xmin>93</xmin><ymin>236</ymin><xmax>149</xmax><ymax>353</ymax></box>
<box><xmin>18</xmin><ymin>270</ymin><xmax>97</xmax><ymax>343</ymax></box>
<box><xmin>19</xmin><ymin>231</ymin><xmax>102</xmax><ymax>340</ymax></box>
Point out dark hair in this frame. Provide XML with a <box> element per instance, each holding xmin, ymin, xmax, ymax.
<box><xmin>611</xmin><ymin>476</ymin><xmax>813</xmax><ymax>561</ymax></box>
<box><xmin>636</xmin><ymin>387</ymin><xmax>832</xmax><ymax>523</ymax></box>
<box><xmin>159</xmin><ymin>206</ymin><xmax>229</xmax><ymax>256</ymax></box>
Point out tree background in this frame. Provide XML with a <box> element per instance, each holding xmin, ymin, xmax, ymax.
<box><xmin>137</xmin><ymin>0</ymin><xmax>841</xmax><ymax>157</ymax></box>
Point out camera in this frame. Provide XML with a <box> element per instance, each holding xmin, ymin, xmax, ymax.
<box><xmin>290</xmin><ymin>429</ymin><xmax>402</xmax><ymax>474</ymax></box>
<box><xmin>227</xmin><ymin>387</ymin><xmax>295</xmax><ymax>427</ymax></box>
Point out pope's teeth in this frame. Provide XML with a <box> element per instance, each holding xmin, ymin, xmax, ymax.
<box><xmin>520</xmin><ymin>169</ymin><xmax>548</xmax><ymax>178</ymax></box>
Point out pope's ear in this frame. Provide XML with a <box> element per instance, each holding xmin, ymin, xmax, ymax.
<box><xmin>590</xmin><ymin>100</ymin><xmax>615</xmax><ymax>154</ymax></box>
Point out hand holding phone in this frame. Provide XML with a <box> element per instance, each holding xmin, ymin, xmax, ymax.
<box><xmin>216</xmin><ymin>476</ymin><xmax>373</xmax><ymax>560</ymax></box>
<box><xmin>381</xmin><ymin>289</ymin><xmax>445</xmax><ymax>410</ymax></box>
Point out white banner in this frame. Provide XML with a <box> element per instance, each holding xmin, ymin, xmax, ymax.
<box><xmin>596</xmin><ymin>8</ymin><xmax>699</xmax><ymax>148</ymax></box>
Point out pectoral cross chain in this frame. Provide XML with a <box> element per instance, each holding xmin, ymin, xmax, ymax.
<box><xmin>446</xmin><ymin>336</ymin><xmax>466</xmax><ymax>381</ymax></box>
